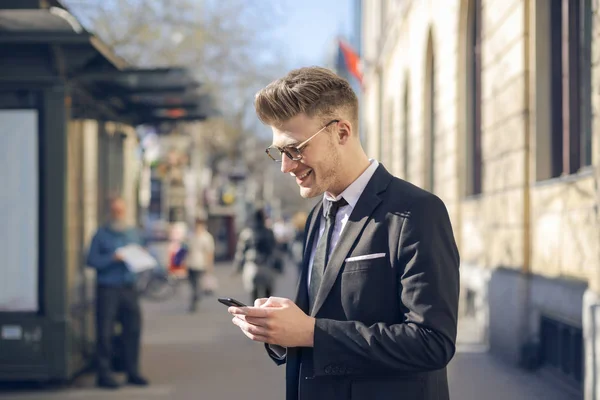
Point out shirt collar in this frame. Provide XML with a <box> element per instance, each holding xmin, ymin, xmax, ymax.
<box><xmin>322</xmin><ymin>159</ymin><xmax>380</xmax><ymax>216</ymax></box>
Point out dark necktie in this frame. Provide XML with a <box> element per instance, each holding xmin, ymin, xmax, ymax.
<box><xmin>309</xmin><ymin>197</ymin><xmax>348</xmax><ymax>311</ymax></box>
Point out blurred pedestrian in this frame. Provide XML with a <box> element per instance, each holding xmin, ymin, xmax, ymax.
<box><xmin>86</xmin><ymin>197</ymin><xmax>149</xmax><ymax>389</ymax></box>
<box><xmin>187</xmin><ymin>214</ymin><xmax>215</xmax><ymax>313</ymax></box>
<box><xmin>273</xmin><ymin>217</ymin><xmax>292</xmax><ymax>256</ymax></box>
<box><xmin>290</xmin><ymin>211</ymin><xmax>308</xmax><ymax>274</ymax></box>
<box><xmin>233</xmin><ymin>209</ymin><xmax>281</xmax><ymax>304</ymax></box>
<box><xmin>167</xmin><ymin>222</ymin><xmax>188</xmax><ymax>278</ymax></box>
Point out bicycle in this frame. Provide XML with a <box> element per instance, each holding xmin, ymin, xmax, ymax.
<box><xmin>136</xmin><ymin>267</ymin><xmax>187</xmax><ymax>301</ymax></box>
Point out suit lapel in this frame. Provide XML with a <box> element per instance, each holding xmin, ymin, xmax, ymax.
<box><xmin>310</xmin><ymin>165</ymin><xmax>392</xmax><ymax>317</ymax></box>
<box><xmin>294</xmin><ymin>203</ymin><xmax>323</xmax><ymax>313</ymax></box>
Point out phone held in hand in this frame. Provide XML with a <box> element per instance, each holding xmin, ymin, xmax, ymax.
<box><xmin>217</xmin><ymin>297</ymin><xmax>247</xmax><ymax>307</ymax></box>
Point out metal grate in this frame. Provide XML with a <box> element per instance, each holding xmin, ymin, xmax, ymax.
<box><xmin>539</xmin><ymin>315</ymin><xmax>583</xmax><ymax>387</ymax></box>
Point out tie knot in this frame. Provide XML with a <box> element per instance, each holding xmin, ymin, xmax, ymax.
<box><xmin>326</xmin><ymin>197</ymin><xmax>348</xmax><ymax>220</ymax></box>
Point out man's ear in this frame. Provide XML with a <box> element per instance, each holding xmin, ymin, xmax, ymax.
<box><xmin>337</xmin><ymin>121</ymin><xmax>353</xmax><ymax>144</ymax></box>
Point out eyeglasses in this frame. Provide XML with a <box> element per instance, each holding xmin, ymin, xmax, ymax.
<box><xmin>265</xmin><ymin>119</ymin><xmax>339</xmax><ymax>163</ymax></box>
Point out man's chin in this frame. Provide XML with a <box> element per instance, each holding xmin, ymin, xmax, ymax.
<box><xmin>299</xmin><ymin>186</ymin><xmax>323</xmax><ymax>199</ymax></box>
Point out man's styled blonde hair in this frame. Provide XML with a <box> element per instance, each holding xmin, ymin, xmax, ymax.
<box><xmin>254</xmin><ymin>66</ymin><xmax>359</xmax><ymax>132</ymax></box>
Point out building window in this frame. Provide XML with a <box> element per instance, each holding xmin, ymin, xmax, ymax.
<box><xmin>424</xmin><ymin>31</ymin><xmax>435</xmax><ymax>192</ymax></box>
<box><xmin>466</xmin><ymin>0</ymin><xmax>482</xmax><ymax>195</ymax></box>
<box><xmin>547</xmin><ymin>0</ymin><xmax>592</xmax><ymax>178</ymax></box>
<box><xmin>402</xmin><ymin>79</ymin><xmax>410</xmax><ymax>180</ymax></box>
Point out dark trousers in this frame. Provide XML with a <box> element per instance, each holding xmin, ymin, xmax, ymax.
<box><xmin>251</xmin><ymin>284</ymin><xmax>272</xmax><ymax>305</ymax></box>
<box><xmin>188</xmin><ymin>269</ymin><xmax>205</xmax><ymax>310</ymax></box>
<box><xmin>96</xmin><ymin>285</ymin><xmax>142</xmax><ymax>378</ymax></box>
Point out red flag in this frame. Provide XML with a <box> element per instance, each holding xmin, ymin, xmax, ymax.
<box><xmin>339</xmin><ymin>38</ymin><xmax>363</xmax><ymax>86</ymax></box>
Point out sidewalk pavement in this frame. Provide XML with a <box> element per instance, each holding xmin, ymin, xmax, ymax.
<box><xmin>0</xmin><ymin>257</ymin><xmax>581</xmax><ymax>400</ymax></box>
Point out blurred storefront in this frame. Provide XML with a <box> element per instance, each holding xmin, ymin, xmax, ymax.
<box><xmin>0</xmin><ymin>1</ymin><xmax>214</xmax><ymax>382</ymax></box>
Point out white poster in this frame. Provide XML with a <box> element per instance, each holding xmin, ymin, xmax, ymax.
<box><xmin>0</xmin><ymin>110</ymin><xmax>39</xmax><ymax>312</ymax></box>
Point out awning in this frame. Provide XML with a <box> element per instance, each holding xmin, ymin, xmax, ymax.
<box><xmin>0</xmin><ymin>7</ymin><xmax>126</xmax><ymax>74</ymax></box>
<box><xmin>0</xmin><ymin>3</ymin><xmax>218</xmax><ymax>125</ymax></box>
<box><xmin>76</xmin><ymin>68</ymin><xmax>217</xmax><ymax>125</ymax></box>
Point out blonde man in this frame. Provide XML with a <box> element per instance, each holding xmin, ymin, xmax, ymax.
<box><xmin>228</xmin><ymin>67</ymin><xmax>460</xmax><ymax>400</ymax></box>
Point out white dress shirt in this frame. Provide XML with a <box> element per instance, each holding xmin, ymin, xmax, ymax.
<box><xmin>307</xmin><ymin>159</ymin><xmax>380</xmax><ymax>287</ymax></box>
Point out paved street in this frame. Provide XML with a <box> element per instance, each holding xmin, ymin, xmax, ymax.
<box><xmin>0</xmin><ymin>257</ymin><xmax>580</xmax><ymax>400</ymax></box>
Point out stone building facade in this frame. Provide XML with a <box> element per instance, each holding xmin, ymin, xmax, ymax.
<box><xmin>360</xmin><ymin>0</ymin><xmax>600</xmax><ymax>398</ymax></box>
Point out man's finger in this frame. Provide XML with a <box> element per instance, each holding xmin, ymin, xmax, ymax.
<box><xmin>233</xmin><ymin>317</ymin><xmax>268</xmax><ymax>342</ymax></box>
<box><xmin>240</xmin><ymin>329</ymin><xmax>269</xmax><ymax>343</ymax></box>
<box><xmin>229</xmin><ymin>306</ymin><xmax>271</xmax><ymax>317</ymax></box>
<box><xmin>245</xmin><ymin>316</ymin><xmax>270</xmax><ymax>327</ymax></box>
<box><xmin>232</xmin><ymin>317</ymin><xmax>270</xmax><ymax>339</ymax></box>
<box><xmin>232</xmin><ymin>315</ymin><xmax>269</xmax><ymax>327</ymax></box>
<box><xmin>228</xmin><ymin>306</ymin><xmax>248</xmax><ymax>315</ymax></box>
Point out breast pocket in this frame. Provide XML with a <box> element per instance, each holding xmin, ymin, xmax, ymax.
<box><xmin>341</xmin><ymin>255</ymin><xmax>394</xmax><ymax>320</ymax></box>
<box><xmin>343</xmin><ymin>253</ymin><xmax>387</xmax><ymax>273</ymax></box>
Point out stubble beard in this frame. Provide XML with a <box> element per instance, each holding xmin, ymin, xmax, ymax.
<box><xmin>298</xmin><ymin>152</ymin><xmax>341</xmax><ymax>199</ymax></box>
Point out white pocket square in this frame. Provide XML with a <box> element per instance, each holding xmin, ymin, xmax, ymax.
<box><xmin>345</xmin><ymin>253</ymin><xmax>386</xmax><ymax>262</ymax></box>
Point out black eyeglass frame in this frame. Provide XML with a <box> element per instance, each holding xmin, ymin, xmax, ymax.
<box><xmin>265</xmin><ymin>119</ymin><xmax>340</xmax><ymax>162</ymax></box>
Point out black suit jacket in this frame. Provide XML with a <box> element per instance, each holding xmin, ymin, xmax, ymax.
<box><xmin>267</xmin><ymin>165</ymin><xmax>460</xmax><ymax>400</ymax></box>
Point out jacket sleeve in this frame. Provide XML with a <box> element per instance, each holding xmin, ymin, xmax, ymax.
<box><xmin>312</xmin><ymin>195</ymin><xmax>460</xmax><ymax>376</ymax></box>
<box><xmin>86</xmin><ymin>230</ymin><xmax>116</xmax><ymax>270</ymax></box>
<box><xmin>265</xmin><ymin>344</ymin><xmax>287</xmax><ymax>365</ymax></box>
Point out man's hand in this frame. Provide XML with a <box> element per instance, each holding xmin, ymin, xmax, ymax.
<box><xmin>229</xmin><ymin>297</ymin><xmax>315</xmax><ymax>348</ymax></box>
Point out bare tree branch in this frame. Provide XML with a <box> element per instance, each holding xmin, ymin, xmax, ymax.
<box><xmin>64</xmin><ymin>0</ymin><xmax>306</xmax><ymax>212</ymax></box>
<box><xmin>65</xmin><ymin>0</ymin><xmax>288</xmax><ymax>131</ymax></box>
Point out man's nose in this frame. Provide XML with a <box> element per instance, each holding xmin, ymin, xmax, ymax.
<box><xmin>280</xmin><ymin>154</ymin><xmax>297</xmax><ymax>174</ymax></box>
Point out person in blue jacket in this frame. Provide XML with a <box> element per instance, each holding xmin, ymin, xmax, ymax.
<box><xmin>87</xmin><ymin>197</ymin><xmax>149</xmax><ymax>389</ymax></box>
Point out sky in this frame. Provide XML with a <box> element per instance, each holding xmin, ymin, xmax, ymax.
<box><xmin>65</xmin><ymin>0</ymin><xmax>356</xmax><ymax>72</ymax></box>
<box><xmin>269</xmin><ymin>0</ymin><xmax>355</xmax><ymax>69</ymax></box>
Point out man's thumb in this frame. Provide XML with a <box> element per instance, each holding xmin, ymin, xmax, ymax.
<box><xmin>254</xmin><ymin>298</ymin><xmax>269</xmax><ymax>307</ymax></box>
<box><xmin>263</xmin><ymin>296</ymin><xmax>288</xmax><ymax>307</ymax></box>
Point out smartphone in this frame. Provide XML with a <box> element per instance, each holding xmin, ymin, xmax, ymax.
<box><xmin>217</xmin><ymin>297</ymin><xmax>247</xmax><ymax>307</ymax></box>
